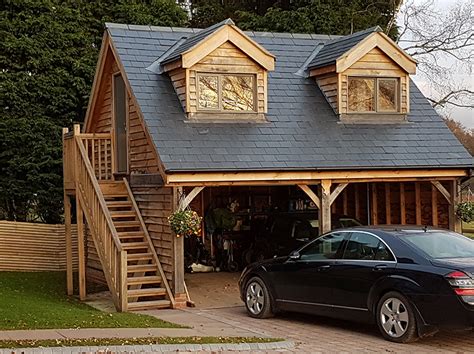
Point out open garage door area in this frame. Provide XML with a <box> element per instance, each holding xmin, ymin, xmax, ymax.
<box><xmin>182</xmin><ymin>180</ymin><xmax>456</xmax><ymax>308</ymax></box>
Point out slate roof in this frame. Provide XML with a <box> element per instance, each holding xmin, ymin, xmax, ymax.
<box><xmin>106</xmin><ymin>23</ymin><xmax>473</xmax><ymax>172</ymax></box>
<box><xmin>160</xmin><ymin>18</ymin><xmax>234</xmax><ymax>65</ymax></box>
<box><xmin>308</xmin><ymin>26</ymin><xmax>381</xmax><ymax>69</ymax></box>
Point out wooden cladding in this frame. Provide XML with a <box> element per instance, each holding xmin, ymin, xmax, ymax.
<box><xmin>131</xmin><ymin>185</ymin><xmax>174</xmax><ymax>283</ymax></box>
<box><xmin>314</xmin><ymin>47</ymin><xmax>410</xmax><ymax>117</ymax></box>
<box><xmin>0</xmin><ymin>221</ymin><xmax>78</xmax><ymax>271</ymax></box>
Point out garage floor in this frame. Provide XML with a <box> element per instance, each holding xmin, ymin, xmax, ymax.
<box><xmin>185</xmin><ymin>272</ymin><xmax>242</xmax><ymax>309</ymax></box>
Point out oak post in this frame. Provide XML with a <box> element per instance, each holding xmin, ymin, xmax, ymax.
<box><xmin>76</xmin><ymin>198</ymin><xmax>86</xmax><ymax>300</ymax></box>
<box><xmin>355</xmin><ymin>184</ymin><xmax>361</xmax><ymax>221</ymax></box>
<box><xmin>400</xmin><ymin>183</ymin><xmax>406</xmax><ymax>225</ymax></box>
<box><xmin>320</xmin><ymin>180</ymin><xmax>332</xmax><ymax>234</ymax></box>
<box><xmin>371</xmin><ymin>183</ymin><xmax>378</xmax><ymax>225</ymax></box>
<box><xmin>431</xmin><ymin>184</ymin><xmax>438</xmax><ymax>227</ymax></box>
<box><xmin>385</xmin><ymin>183</ymin><xmax>391</xmax><ymax>225</ymax></box>
<box><xmin>415</xmin><ymin>182</ymin><xmax>421</xmax><ymax>225</ymax></box>
<box><xmin>64</xmin><ymin>194</ymin><xmax>73</xmax><ymax>295</ymax></box>
<box><xmin>172</xmin><ymin>187</ymin><xmax>186</xmax><ymax>307</ymax></box>
<box><xmin>449</xmin><ymin>180</ymin><xmax>462</xmax><ymax>233</ymax></box>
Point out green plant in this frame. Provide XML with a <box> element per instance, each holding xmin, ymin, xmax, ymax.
<box><xmin>456</xmin><ymin>201</ymin><xmax>474</xmax><ymax>223</ymax></box>
<box><xmin>168</xmin><ymin>210</ymin><xmax>202</xmax><ymax>238</ymax></box>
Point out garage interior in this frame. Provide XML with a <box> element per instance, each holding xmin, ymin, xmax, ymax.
<box><xmin>182</xmin><ymin>181</ymin><xmax>453</xmax><ymax>308</ymax></box>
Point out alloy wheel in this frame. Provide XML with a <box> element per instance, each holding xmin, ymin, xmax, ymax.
<box><xmin>380</xmin><ymin>297</ymin><xmax>410</xmax><ymax>338</ymax></box>
<box><xmin>246</xmin><ymin>281</ymin><xmax>265</xmax><ymax>315</ymax></box>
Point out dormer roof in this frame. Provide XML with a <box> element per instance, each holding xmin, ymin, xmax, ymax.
<box><xmin>308</xmin><ymin>26</ymin><xmax>417</xmax><ymax>74</ymax></box>
<box><xmin>158</xmin><ymin>18</ymin><xmax>275</xmax><ymax>71</ymax></box>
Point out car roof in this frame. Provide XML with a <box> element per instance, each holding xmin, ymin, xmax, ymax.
<box><xmin>345</xmin><ymin>225</ymin><xmax>451</xmax><ymax>237</ymax></box>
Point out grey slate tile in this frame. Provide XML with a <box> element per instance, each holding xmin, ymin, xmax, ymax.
<box><xmin>106</xmin><ymin>23</ymin><xmax>473</xmax><ymax>172</ymax></box>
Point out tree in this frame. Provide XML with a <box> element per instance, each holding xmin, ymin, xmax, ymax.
<box><xmin>0</xmin><ymin>0</ymin><xmax>187</xmax><ymax>223</ymax></box>
<box><xmin>443</xmin><ymin>117</ymin><xmax>474</xmax><ymax>156</ymax></box>
<box><xmin>190</xmin><ymin>0</ymin><xmax>402</xmax><ymax>37</ymax></box>
<box><xmin>394</xmin><ymin>0</ymin><xmax>473</xmax><ymax>109</ymax></box>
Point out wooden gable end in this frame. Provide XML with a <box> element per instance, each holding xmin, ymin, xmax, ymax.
<box><xmin>84</xmin><ymin>33</ymin><xmax>162</xmax><ymax>175</ymax></box>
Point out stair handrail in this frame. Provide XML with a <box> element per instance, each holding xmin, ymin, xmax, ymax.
<box><xmin>123</xmin><ymin>178</ymin><xmax>176</xmax><ymax>306</ymax></box>
<box><xmin>75</xmin><ymin>136</ymin><xmax>122</xmax><ymax>250</ymax></box>
<box><xmin>75</xmin><ymin>135</ymin><xmax>127</xmax><ymax>311</ymax></box>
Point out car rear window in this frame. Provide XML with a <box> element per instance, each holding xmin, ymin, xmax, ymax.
<box><xmin>401</xmin><ymin>231</ymin><xmax>474</xmax><ymax>259</ymax></box>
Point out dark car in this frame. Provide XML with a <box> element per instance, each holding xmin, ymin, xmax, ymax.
<box><xmin>239</xmin><ymin>227</ymin><xmax>474</xmax><ymax>343</ymax></box>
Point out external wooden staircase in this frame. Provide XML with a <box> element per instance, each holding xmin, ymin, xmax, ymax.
<box><xmin>64</xmin><ymin>130</ymin><xmax>174</xmax><ymax>311</ymax></box>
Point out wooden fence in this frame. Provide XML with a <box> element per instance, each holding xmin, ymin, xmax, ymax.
<box><xmin>0</xmin><ymin>221</ymin><xmax>78</xmax><ymax>271</ymax></box>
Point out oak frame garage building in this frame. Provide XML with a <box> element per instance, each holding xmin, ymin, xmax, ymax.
<box><xmin>63</xmin><ymin>20</ymin><xmax>473</xmax><ymax>311</ymax></box>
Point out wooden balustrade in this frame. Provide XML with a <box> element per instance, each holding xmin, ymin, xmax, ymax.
<box><xmin>74</xmin><ymin>135</ymin><xmax>127</xmax><ymax>311</ymax></box>
<box><xmin>78</xmin><ymin>134</ymin><xmax>114</xmax><ymax>181</ymax></box>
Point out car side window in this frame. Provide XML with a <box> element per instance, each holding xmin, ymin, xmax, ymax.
<box><xmin>299</xmin><ymin>232</ymin><xmax>346</xmax><ymax>261</ymax></box>
<box><xmin>343</xmin><ymin>232</ymin><xmax>394</xmax><ymax>261</ymax></box>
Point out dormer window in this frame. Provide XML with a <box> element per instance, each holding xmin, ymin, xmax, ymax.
<box><xmin>198</xmin><ymin>73</ymin><xmax>255</xmax><ymax>111</ymax></box>
<box><xmin>307</xmin><ymin>26</ymin><xmax>416</xmax><ymax>123</ymax></box>
<box><xmin>149</xmin><ymin>18</ymin><xmax>275</xmax><ymax>122</ymax></box>
<box><xmin>348</xmin><ymin>77</ymin><xmax>398</xmax><ymax>113</ymax></box>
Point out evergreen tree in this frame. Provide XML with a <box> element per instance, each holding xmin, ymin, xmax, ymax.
<box><xmin>0</xmin><ymin>0</ymin><xmax>187</xmax><ymax>223</ymax></box>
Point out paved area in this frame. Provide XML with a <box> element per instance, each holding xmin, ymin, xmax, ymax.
<box><xmin>185</xmin><ymin>272</ymin><xmax>241</xmax><ymax>308</ymax></box>
<box><xmin>154</xmin><ymin>306</ymin><xmax>474</xmax><ymax>353</ymax></box>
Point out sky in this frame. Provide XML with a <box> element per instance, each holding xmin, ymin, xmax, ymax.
<box><xmin>400</xmin><ymin>0</ymin><xmax>473</xmax><ymax>128</ymax></box>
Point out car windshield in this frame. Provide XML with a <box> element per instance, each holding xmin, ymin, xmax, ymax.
<box><xmin>401</xmin><ymin>231</ymin><xmax>474</xmax><ymax>259</ymax></box>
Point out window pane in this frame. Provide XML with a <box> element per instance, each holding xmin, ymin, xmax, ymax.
<box><xmin>222</xmin><ymin>75</ymin><xmax>254</xmax><ymax>111</ymax></box>
<box><xmin>343</xmin><ymin>232</ymin><xmax>382</xmax><ymax>260</ymax></box>
<box><xmin>299</xmin><ymin>232</ymin><xmax>346</xmax><ymax>261</ymax></box>
<box><xmin>348</xmin><ymin>78</ymin><xmax>375</xmax><ymax>112</ymax></box>
<box><xmin>198</xmin><ymin>76</ymin><xmax>218</xmax><ymax>109</ymax></box>
<box><xmin>378</xmin><ymin>79</ymin><xmax>397</xmax><ymax>111</ymax></box>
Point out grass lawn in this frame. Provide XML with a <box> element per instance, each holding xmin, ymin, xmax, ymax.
<box><xmin>0</xmin><ymin>336</ymin><xmax>282</xmax><ymax>349</ymax></box>
<box><xmin>462</xmin><ymin>221</ymin><xmax>474</xmax><ymax>239</ymax></box>
<box><xmin>0</xmin><ymin>272</ymin><xmax>180</xmax><ymax>330</ymax></box>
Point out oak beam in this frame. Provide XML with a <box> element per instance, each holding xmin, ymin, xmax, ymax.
<box><xmin>431</xmin><ymin>181</ymin><xmax>451</xmax><ymax>204</ymax></box>
<box><xmin>165</xmin><ymin>169</ymin><xmax>468</xmax><ymax>186</ymax></box>
<box><xmin>329</xmin><ymin>183</ymin><xmax>349</xmax><ymax>205</ymax></box>
<box><xmin>297</xmin><ymin>184</ymin><xmax>320</xmax><ymax>209</ymax></box>
<box><xmin>180</xmin><ymin>186</ymin><xmax>205</xmax><ymax>210</ymax></box>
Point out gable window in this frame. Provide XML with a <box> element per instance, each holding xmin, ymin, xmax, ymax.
<box><xmin>198</xmin><ymin>73</ymin><xmax>255</xmax><ymax>112</ymax></box>
<box><xmin>348</xmin><ymin>77</ymin><xmax>398</xmax><ymax>113</ymax></box>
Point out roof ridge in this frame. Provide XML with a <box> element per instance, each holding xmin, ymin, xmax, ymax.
<box><xmin>105</xmin><ymin>21</ymin><xmax>336</xmax><ymax>40</ymax></box>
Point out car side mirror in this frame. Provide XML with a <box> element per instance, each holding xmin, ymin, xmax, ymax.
<box><xmin>289</xmin><ymin>251</ymin><xmax>301</xmax><ymax>260</ymax></box>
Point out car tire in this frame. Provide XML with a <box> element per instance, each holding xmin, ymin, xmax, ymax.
<box><xmin>376</xmin><ymin>291</ymin><xmax>418</xmax><ymax>343</ymax></box>
<box><xmin>244</xmin><ymin>276</ymin><xmax>274</xmax><ymax>319</ymax></box>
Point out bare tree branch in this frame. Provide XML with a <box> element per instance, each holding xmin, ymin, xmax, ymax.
<box><xmin>395</xmin><ymin>0</ymin><xmax>473</xmax><ymax>110</ymax></box>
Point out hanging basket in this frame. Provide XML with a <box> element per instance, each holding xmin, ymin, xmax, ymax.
<box><xmin>456</xmin><ymin>201</ymin><xmax>474</xmax><ymax>223</ymax></box>
<box><xmin>168</xmin><ymin>209</ymin><xmax>202</xmax><ymax>238</ymax></box>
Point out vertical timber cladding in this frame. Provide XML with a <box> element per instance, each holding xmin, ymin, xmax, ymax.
<box><xmin>131</xmin><ymin>186</ymin><xmax>174</xmax><ymax>284</ymax></box>
<box><xmin>332</xmin><ymin>182</ymin><xmax>450</xmax><ymax>229</ymax></box>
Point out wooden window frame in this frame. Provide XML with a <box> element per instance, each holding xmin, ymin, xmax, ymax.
<box><xmin>111</xmin><ymin>72</ymin><xmax>129</xmax><ymax>175</ymax></box>
<box><xmin>347</xmin><ymin>76</ymin><xmax>400</xmax><ymax>114</ymax></box>
<box><xmin>196</xmin><ymin>72</ymin><xmax>257</xmax><ymax>113</ymax></box>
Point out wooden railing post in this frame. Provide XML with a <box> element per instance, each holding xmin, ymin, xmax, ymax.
<box><xmin>120</xmin><ymin>251</ymin><xmax>128</xmax><ymax>312</ymax></box>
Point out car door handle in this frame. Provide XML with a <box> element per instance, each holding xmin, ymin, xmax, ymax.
<box><xmin>372</xmin><ymin>264</ymin><xmax>388</xmax><ymax>272</ymax></box>
<box><xmin>318</xmin><ymin>265</ymin><xmax>331</xmax><ymax>271</ymax></box>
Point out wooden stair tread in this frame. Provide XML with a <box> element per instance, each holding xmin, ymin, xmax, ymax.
<box><xmin>127</xmin><ymin>276</ymin><xmax>161</xmax><ymax>285</ymax></box>
<box><xmin>122</xmin><ymin>242</ymin><xmax>149</xmax><ymax>249</ymax></box>
<box><xmin>127</xmin><ymin>252</ymin><xmax>153</xmax><ymax>261</ymax></box>
<box><xmin>110</xmin><ymin>211</ymin><xmax>136</xmax><ymax>218</ymax></box>
<box><xmin>127</xmin><ymin>287</ymin><xmax>166</xmax><ymax>297</ymax></box>
<box><xmin>127</xmin><ymin>264</ymin><xmax>157</xmax><ymax>272</ymax></box>
<box><xmin>114</xmin><ymin>221</ymin><xmax>140</xmax><ymax>228</ymax></box>
<box><xmin>127</xmin><ymin>300</ymin><xmax>171</xmax><ymax>310</ymax></box>
<box><xmin>106</xmin><ymin>201</ymin><xmax>132</xmax><ymax>207</ymax></box>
